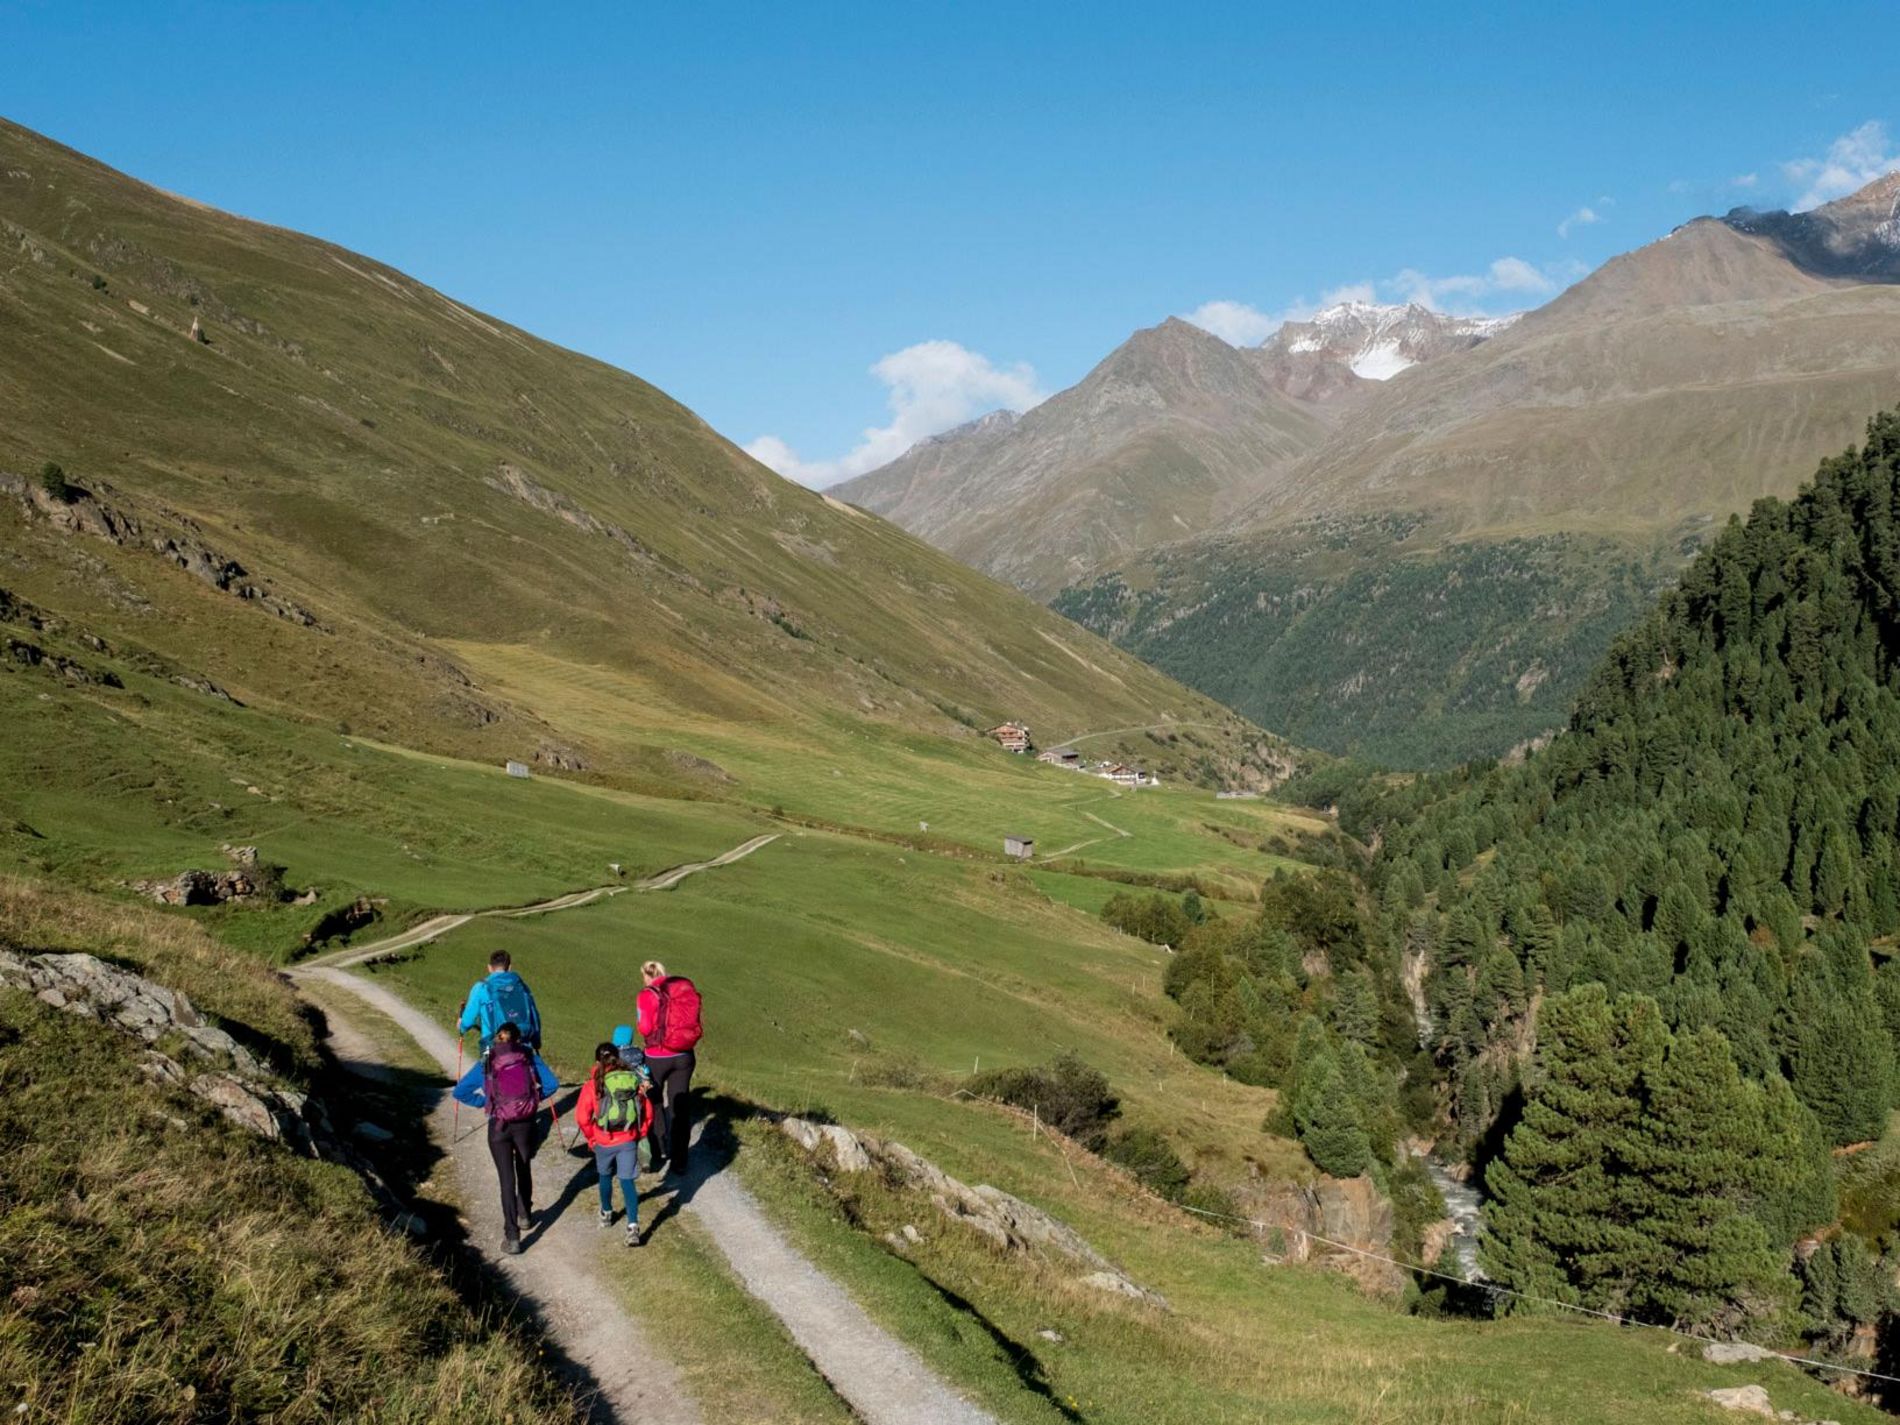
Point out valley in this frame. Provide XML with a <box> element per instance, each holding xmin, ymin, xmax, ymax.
<box><xmin>4</xmin><ymin>98</ymin><xmax>1900</xmax><ymax>1425</ymax></box>
<box><xmin>850</xmin><ymin>177</ymin><xmax>1900</xmax><ymax>766</ymax></box>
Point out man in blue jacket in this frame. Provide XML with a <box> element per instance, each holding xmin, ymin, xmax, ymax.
<box><xmin>458</xmin><ymin>950</ymin><xmax>543</xmax><ymax>1050</ymax></box>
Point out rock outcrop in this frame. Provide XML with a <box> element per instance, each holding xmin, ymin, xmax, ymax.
<box><xmin>778</xmin><ymin>1114</ymin><xmax>1168</xmax><ymax>1310</ymax></box>
<box><xmin>0</xmin><ymin>471</ymin><xmax>319</xmax><ymax>627</ymax></box>
<box><xmin>135</xmin><ymin>867</ymin><xmax>267</xmax><ymax>906</ymax></box>
<box><xmin>1703</xmin><ymin>1382</ymin><xmax>1840</xmax><ymax>1423</ymax></box>
<box><xmin>1239</xmin><ymin>1173</ymin><xmax>1404</xmax><ymax>1295</ymax></box>
<box><xmin>0</xmin><ymin>949</ymin><xmax>317</xmax><ymax>1150</ymax></box>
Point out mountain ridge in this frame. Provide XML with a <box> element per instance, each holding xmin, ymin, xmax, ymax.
<box><xmin>833</xmin><ymin>316</ymin><xmax>1330</xmax><ymax>597</ymax></box>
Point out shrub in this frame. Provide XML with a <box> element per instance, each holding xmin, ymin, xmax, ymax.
<box><xmin>1102</xmin><ymin>1124</ymin><xmax>1189</xmax><ymax>1200</ymax></box>
<box><xmin>1101</xmin><ymin>889</ymin><xmax>1192</xmax><ymax>947</ymax></box>
<box><xmin>89</xmin><ymin>273</ymin><xmax>107</xmax><ymax>290</ymax></box>
<box><xmin>37</xmin><ymin>462</ymin><xmax>72</xmax><ymax>503</ymax></box>
<box><xmin>967</xmin><ymin>1051</ymin><xmax>1118</xmax><ymax>1146</ymax></box>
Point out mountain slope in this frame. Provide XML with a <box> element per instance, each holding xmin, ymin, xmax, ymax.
<box><xmin>1235</xmin><ymin>194</ymin><xmax>1900</xmax><ymax>533</ymax></box>
<box><xmin>834</xmin><ymin>318</ymin><xmax>1330</xmax><ymax>597</ymax></box>
<box><xmin>1061</xmin><ymin>177</ymin><xmax>1900</xmax><ymax>766</ymax></box>
<box><xmin>0</xmin><ymin>118</ymin><xmax>1279</xmax><ymax>788</ymax></box>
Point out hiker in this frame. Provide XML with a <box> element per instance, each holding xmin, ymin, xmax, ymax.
<box><xmin>577</xmin><ymin>1040</ymin><xmax>652</xmax><ymax>1247</ymax></box>
<box><xmin>636</xmin><ymin>959</ymin><xmax>701</xmax><ymax>1176</ymax></box>
<box><xmin>451</xmin><ymin>1021</ymin><xmax>559</xmax><ymax>1255</ymax></box>
<box><xmin>459</xmin><ymin>949</ymin><xmax>542</xmax><ymax>1051</ymax></box>
<box><xmin>611</xmin><ymin>1023</ymin><xmax>648</xmax><ymax>1075</ymax></box>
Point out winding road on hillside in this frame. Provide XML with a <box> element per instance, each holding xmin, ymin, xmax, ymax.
<box><xmin>293</xmin><ymin>832</ymin><xmax>998</xmax><ymax>1425</ymax></box>
<box><xmin>1049</xmin><ymin>718</ymin><xmax>1227</xmax><ymax>749</ymax></box>
<box><xmin>303</xmin><ymin>833</ymin><xmax>781</xmax><ymax>970</ymax></box>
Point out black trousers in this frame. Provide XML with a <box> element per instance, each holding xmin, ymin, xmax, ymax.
<box><xmin>646</xmin><ymin>1050</ymin><xmax>695</xmax><ymax>1172</ymax></box>
<box><xmin>487</xmin><ymin>1118</ymin><xmax>535</xmax><ymax>1239</ymax></box>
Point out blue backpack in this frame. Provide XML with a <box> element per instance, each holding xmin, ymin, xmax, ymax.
<box><xmin>481</xmin><ymin>973</ymin><xmax>540</xmax><ymax>1046</ymax></box>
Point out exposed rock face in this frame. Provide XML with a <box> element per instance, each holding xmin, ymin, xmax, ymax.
<box><xmin>1724</xmin><ymin>170</ymin><xmax>1900</xmax><ymax>281</ymax></box>
<box><xmin>0</xmin><ymin>470</ymin><xmax>143</xmax><ymax>542</ymax></box>
<box><xmin>136</xmin><ymin>867</ymin><xmax>265</xmax><ymax>906</ymax></box>
<box><xmin>0</xmin><ymin>949</ymin><xmax>317</xmax><ymax>1149</ymax></box>
<box><xmin>0</xmin><ymin>471</ymin><xmax>318</xmax><ymax>627</ymax></box>
<box><xmin>1253</xmin><ymin>301</ymin><xmax>1513</xmax><ymax>399</ymax></box>
<box><xmin>2</xmin><ymin>635</ymin><xmax>122</xmax><ymax>687</ymax></box>
<box><xmin>778</xmin><ymin>1114</ymin><xmax>1168</xmax><ymax>1309</ymax></box>
<box><xmin>533</xmin><ymin>743</ymin><xmax>588</xmax><ymax>772</ymax></box>
<box><xmin>1239</xmin><ymin>1173</ymin><xmax>1404</xmax><ymax>1295</ymax></box>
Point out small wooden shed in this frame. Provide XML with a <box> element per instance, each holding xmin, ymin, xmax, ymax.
<box><xmin>1004</xmin><ymin>835</ymin><xmax>1035</xmax><ymax>860</ymax></box>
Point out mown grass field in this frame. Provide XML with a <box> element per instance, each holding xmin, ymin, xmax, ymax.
<box><xmin>447</xmin><ymin>639</ymin><xmax>1321</xmax><ymax>890</ymax></box>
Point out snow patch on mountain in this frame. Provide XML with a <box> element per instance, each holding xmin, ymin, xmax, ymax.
<box><xmin>1261</xmin><ymin>301</ymin><xmax>1517</xmax><ymax>383</ymax></box>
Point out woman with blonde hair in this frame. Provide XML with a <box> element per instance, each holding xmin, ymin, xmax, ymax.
<box><xmin>636</xmin><ymin>958</ymin><xmax>701</xmax><ymax>1177</ymax></box>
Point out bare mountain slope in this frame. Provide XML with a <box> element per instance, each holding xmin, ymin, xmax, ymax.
<box><xmin>834</xmin><ymin>318</ymin><xmax>1329</xmax><ymax>597</ymax></box>
<box><xmin>1235</xmin><ymin>207</ymin><xmax>1900</xmax><ymax>537</ymax></box>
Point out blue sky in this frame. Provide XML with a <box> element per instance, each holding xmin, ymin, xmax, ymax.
<box><xmin>7</xmin><ymin>3</ymin><xmax>1898</xmax><ymax>485</ymax></box>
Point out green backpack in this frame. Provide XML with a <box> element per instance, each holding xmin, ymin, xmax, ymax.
<box><xmin>597</xmin><ymin>1067</ymin><xmax>647</xmax><ymax>1135</ymax></box>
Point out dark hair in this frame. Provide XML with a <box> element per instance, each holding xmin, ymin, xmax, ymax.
<box><xmin>493</xmin><ymin>1022</ymin><xmax>521</xmax><ymax>1045</ymax></box>
<box><xmin>593</xmin><ymin>1041</ymin><xmax>619</xmax><ymax>1084</ymax></box>
<box><xmin>488</xmin><ymin>950</ymin><xmax>512</xmax><ymax>971</ymax></box>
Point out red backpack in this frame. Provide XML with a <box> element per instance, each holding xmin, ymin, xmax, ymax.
<box><xmin>486</xmin><ymin>1044</ymin><xmax>542</xmax><ymax>1123</ymax></box>
<box><xmin>651</xmin><ymin>976</ymin><xmax>703</xmax><ymax>1054</ymax></box>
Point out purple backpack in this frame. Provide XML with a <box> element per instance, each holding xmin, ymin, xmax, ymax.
<box><xmin>486</xmin><ymin>1045</ymin><xmax>541</xmax><ymax>1123</ymax></box>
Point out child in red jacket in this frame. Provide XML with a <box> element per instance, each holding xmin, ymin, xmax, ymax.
<box><xmin>576</xmin><ymin>1041</ymin><xmax>652</xmax><ymax>1246</ymax></box>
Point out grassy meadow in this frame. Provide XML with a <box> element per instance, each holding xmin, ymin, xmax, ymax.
<box><xmin>3</xmin><ymin>642</ymin><xmax>1884</xmax><ymax>1421</ymax></box>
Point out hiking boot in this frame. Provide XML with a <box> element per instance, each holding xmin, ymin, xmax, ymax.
<box><xmin>518</xmin><ymin>1197</ymin><xmax>533</xmax><ymax>1226</ymax></box>
<box><xmin>501</xmin><ymin>1236</ymin><xmax>522</xmax><ymax>1256</ymax></box>
<box><xmin>597</xmin><ymin>1207</ymin><xmax>614</xmax><ymax>1229</ymax></box>
<box><xmin>625</xmin><ymin>1221</ymin><xmax>643</xmax><ymax>1248</ymax></box>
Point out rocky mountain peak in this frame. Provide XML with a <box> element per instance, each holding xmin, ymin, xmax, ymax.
<box><xmin>1721</xmin><ymin>169</ymin><xmax>1900</xmax><ymax>281</ymax></box>
<box><xmin>1249</xmin><ymin>300</ymin><xmax>1514</xmax><ymax>403</ymax></box>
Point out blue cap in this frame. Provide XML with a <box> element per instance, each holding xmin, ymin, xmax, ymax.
<box><xmin>611</xmin><ymin>1024</ymin><xmax>634</xmax><ymax>1047</ymax></box>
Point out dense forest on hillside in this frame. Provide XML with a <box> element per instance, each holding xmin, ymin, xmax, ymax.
<box><xmin>1055</xmin><ymin>523</ymin><xmax>1681</xmax><ymax>768</ymax></box>
<box><xmin>1164</xmin><ymin>410</ymin><xmax>1900</xmax><ymax>1356</ymax></box>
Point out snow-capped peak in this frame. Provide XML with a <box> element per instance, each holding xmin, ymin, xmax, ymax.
<box><xmin>1260</xmin><ymin>301</ymin><xmax>1517</xmax><ymax>383</ymax></box>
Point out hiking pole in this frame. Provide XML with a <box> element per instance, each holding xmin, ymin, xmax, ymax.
<box><xmin>452</xmin><ymin>1024</ymin><xmax>467</xmax><ymax>1139</ymax></box>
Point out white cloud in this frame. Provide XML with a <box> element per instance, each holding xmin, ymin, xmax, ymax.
<box><xmin>1387</xmin><ymin>257</ymin><xmax>1567</xmax><ymax>312</ymax></box>
<box><xmin>1732</xmin><ymin>172</ymin><xmax>1759</xmax><ymax>189</ymax></box>
<box><xmin>1182</xmin><ymin>299</ymin><xmax>1281</xmax><ymax>346</ymax></box>
<box><xmin>1557</xmin><ymin>205</ymin><xmax>1603</xmax><ymax>239</ymax></box>
<box><xmin>1183</xmin><ymin>284</ymin><xmax>1378</xmax><ymax>347</ymax></box>
<box><xmin>1782</xmin><ymin>119</ymin><xmax>1900</xmax><ymax>211</ymax></box>
<box><xmin>745</xmin><ymin>340</ymin><xmax>1044</xmax><ymax>487</ymax></box>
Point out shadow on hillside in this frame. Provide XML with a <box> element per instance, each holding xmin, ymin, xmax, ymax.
<box><xmin>916</xmin><ymin>1273</ymin><xmax>1082</xmax><ymax>1422</ymax></box>
<box><xmin>316</xmin><ymin>1033</ymin><xmax>624</xmax><ymax>1421</ymax></box>
<box><xmin>641</xmin><ymin>1089</ymin><xmax>745</xmax><ymax>1240</ymax></box>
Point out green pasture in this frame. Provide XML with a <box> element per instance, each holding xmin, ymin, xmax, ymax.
<box><xmin>365</xmin><ymin>833</ymin><xmax>1880</xmax><ymax>1425</ymax></box>
<box><xmin>0</xmin><ymin>668</ymin><xmax>759</xmax><ymax>957</ymax></box>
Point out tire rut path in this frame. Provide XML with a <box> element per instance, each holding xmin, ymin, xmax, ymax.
<box><xmin>294</xmin><ymin>830</ymin><xmax>997</xmax><ymax>1425</ymax></box>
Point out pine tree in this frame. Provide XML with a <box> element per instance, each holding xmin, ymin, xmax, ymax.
<box><xmin>1621</xmin><ymin>1028</ymin><xmax>1797</xmax><ymax>1333</ymax></box>
<box><xmin>1331</xmin><ymin>966</ymin><xmax>1379</xmax><ymax>1046</ymax></box>
<box><xmin>1784</xmin><ymin>969</ymin><xmax>1895</xmax><ymax>1144</ymax></box>
<box><xmin>1481</xmin><ymin>986</ymin><xmax>1666</xmax><ymax>1309</ymax></box>
<box><xmin>1294</xmin><ymin>1054</ymin><xmax>1370</xmax><ymax>1178</ymax></box>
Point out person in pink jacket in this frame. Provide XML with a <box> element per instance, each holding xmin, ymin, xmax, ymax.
<box><xmin>636</xmin><ymin>960</ymin><xmax>700</xmax><ymax>1177</ymax></box>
